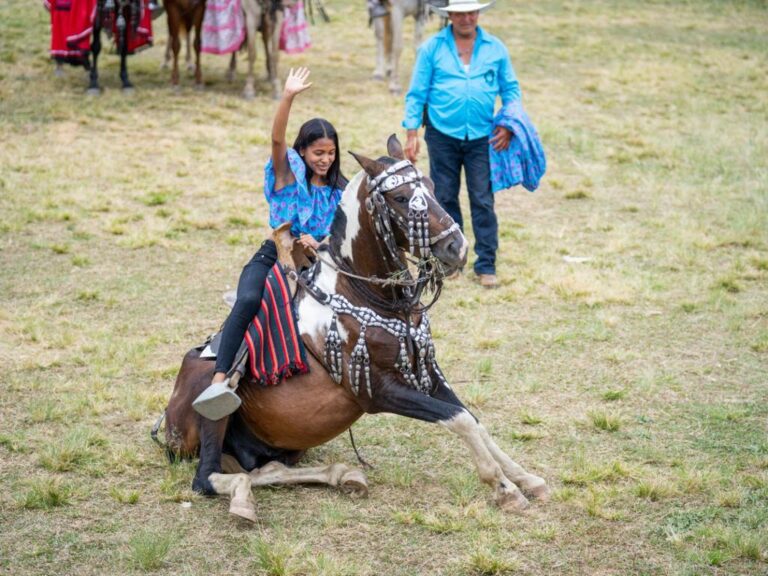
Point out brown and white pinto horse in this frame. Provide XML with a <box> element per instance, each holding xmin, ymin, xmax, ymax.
<box><xmin>160</xmin><ymin>135</ymin><xmax>549</xmax><ymax>521</ymax></box>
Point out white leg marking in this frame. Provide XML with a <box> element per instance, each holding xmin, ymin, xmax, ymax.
<box><xmin>441</xmin><ymin>411</ymin><xmax>529</xmax><ymax>511</ymax></box>
<box><xmin>209</xmin><ymin>472</ymin><xmax>257</xmax><ymax>522</ymax></box>
<box><xmin>478</xmin><ymin>425</ymin><xmax>550</xmax><ymax>500</ymax></box>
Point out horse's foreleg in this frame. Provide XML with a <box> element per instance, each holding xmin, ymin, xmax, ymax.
<box><xmin>119</xmin><ymin>14</ymin><xmax>133</xmax><ymax>91</ymax></box>
<box><xmin>370</xmin><ymin>382</ymin><xmax>529</xmax><ymax>511</ymax></box>
<box><xmin>428</xmin><ymin>379</ymin><xmax>549</xmax><ymax>500</ymax></box>
<box><xmin>87</xmin><ymin>19</ymin><xmax>102</xmax><ymax>94</ymax></box>
<box><xmin>226</xmin><ymin>52</ymin><xmax>236</xmax><ymax>83</ymax></box>
<box><xmin>372</xmin><ymin>17</ymin><xmax>387</xmax><ymax>80</ymax></box>
<box><xmin>185</xmin><ymin>33</ymin><xmax>194</xmax><ymax>71</ymax></box>
<box><xmin>388</xmin><ymin>9</ymin><xmax>404</xmax><ymax>94</ymax></box>
<box><xmin>248</xmin><ymin>461</ymin><xmax>368</xmax><ymax>497</ymax></box>
<box><xmin>243</xmin><ymin>8</ymin><xmax>257</xmax><ymax>100</ymax></box>
<box><xmin>264</xmin><ymin>12</ymin><xmax>282</xmax><ymax>99</ymax></box>
<box><xmin>192</xmin><ymin>11</ymin><xmax>204</xmax><ymax>89</ymax></box>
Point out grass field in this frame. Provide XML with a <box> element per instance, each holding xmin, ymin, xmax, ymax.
<box><xmin>1</xmin><ymin>0</ymin><xmax>767</xmax><ymax>574</ymax></box>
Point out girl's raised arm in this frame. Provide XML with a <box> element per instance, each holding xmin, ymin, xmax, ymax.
<box><xmin>271</xmin><ymin>67</ymin><xmax>313</xmax><ymax>190</ymax></box>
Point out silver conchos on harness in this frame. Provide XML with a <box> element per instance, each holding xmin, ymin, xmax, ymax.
<box><xmin>365</xmin><ymin>159</ymin><xmax>459</xmax><ymax>260</ymax></box>
<box><xmin>298</xmin><ymin>159</ymin><xmax>455</xmax><ymax>398</ymax></box>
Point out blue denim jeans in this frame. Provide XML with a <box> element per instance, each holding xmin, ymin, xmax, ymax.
<box><xmin>425</xmin><ymin>121</ymin><xmax>498</xmax><ymax>275</ymax></box>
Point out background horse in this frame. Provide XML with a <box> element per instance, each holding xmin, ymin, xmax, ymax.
<box><xmin>372</xmin><ymin>0</ymin><xmax>444</xmax><ymax>94</ymax></box>
<box><xmin>227</xmin><ymin>0</ymin><xmax>282</xmax><ymax>99</ymax></box>
<box><xmin>159</xmin><ymin>135</ymin><xmax>549</xmax><ymax>522</ymax></box>
<box><xmin>163</xmin><ymin>0</ymin><xmax>206</xmax><ymax>89</ymax></box>
<box><xmin>87</xmin><ymin>0</ymin><xmax>153</xmax><ymax>93</ymax></box>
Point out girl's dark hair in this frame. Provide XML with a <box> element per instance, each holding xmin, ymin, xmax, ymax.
<box><xmin>292</xmin><ymin>118</ymin><xmax>348</xmax><ymax>191</ymax></box>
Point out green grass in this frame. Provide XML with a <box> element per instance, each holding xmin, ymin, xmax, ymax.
<box><xmin>1</xmin><ymin>0</ymin><xmax>767</xmax><ymax>574</ymax></box>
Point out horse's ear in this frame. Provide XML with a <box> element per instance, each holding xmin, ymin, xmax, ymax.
<box><xmin>349</xmin><ymin>151</ymin><xmax>387</xmax><ymax>178</ymax></box>
<box><xmin>386</xmin><ymin>134</ymin><xmax>405</xmax><ymax>160</ymax></box>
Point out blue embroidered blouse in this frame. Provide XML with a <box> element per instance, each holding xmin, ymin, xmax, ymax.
<box><xmin>264</xmin><ymin>148</ymin><xmax>343</xmax><ymax>241</ymax></box>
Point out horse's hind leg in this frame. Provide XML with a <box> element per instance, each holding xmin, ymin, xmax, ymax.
<box><xmin>208</xmin><ymin>471</ymin><xmax>257</xmax><ymax>522</ymax></box>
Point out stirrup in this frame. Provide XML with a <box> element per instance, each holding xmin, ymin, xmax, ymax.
<box><xmin>192</xmin><ymin>378</ymin><xmax>242</xmax><ymax>421</ymax></box>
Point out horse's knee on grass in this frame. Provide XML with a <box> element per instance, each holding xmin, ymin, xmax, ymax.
<box><xmin>192</xmin><ymin>472</ymin><xmax>217</xmax><ymax>496</ymax></box>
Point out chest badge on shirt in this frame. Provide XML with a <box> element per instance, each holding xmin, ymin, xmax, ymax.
<box><xmin>484</xmin><ymin>69</ymin><xmax>496</xmax><ymax>85</ymax></box>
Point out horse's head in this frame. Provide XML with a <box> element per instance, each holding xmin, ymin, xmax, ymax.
<box><xmin>349</xmin><ymin>135</ymin><xmax>468</xmax><ymax>277</ymax></box>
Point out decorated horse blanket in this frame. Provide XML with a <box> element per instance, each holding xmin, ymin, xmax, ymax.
<box><xmin>244</xmin><ymin>263</ymin><xmax>309</xmax><ymax>385</ymax></box>
<box><xmin>201</xmin><ymin>0</ymin><xmax>245</xmax><ymax>54</ymax></box>
<box><xmin>45</xmin><ymin>0</ymin><xmax>153</xmax><ymax>65</ymax></box>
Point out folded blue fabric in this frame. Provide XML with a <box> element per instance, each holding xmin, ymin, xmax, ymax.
<box><xmin>489</xmin><ymin>100</ymin><xmax>547</xmax><ymax>193</ymax></box>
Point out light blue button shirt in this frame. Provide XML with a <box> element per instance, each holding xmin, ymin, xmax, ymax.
<box><xmin>403</xmin><ymin>25</ymin><xmax>520</xmax><ymax>140</ymax></box>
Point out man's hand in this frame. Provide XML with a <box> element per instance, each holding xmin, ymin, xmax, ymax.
<box><xmin>489</xmin><ymin>126</ymin><xmax>512</xmax><ymax>152</ymax></box>
<box><xmin>405</xmin><ymin>130</ymin><xmax>420</xmax><ymax>163</ymax></box>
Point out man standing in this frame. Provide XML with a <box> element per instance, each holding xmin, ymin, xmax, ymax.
<box><xmin>403</xmin><ymin>0</ymin><xmax>519</xmax><ymax>288</ymax></box>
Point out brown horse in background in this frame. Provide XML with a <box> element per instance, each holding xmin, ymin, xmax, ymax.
<box><xmin>162</xmin><ymin>0</ymin><xmax>205</xmax><ymax>88</ymax></box>
<box><xmin>157</xmin><ymin>135</ymin><xmax>549</xmax><ymax>522</ymax></box>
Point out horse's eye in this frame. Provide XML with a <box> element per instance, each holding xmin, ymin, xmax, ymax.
<box><xmin>394</xmin><ymin>195</ymin><xmax>409</xmax><ymax>205</ymax></box>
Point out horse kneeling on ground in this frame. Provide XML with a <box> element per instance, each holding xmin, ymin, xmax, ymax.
<box><xmin>158</xmin><ymin>135</ymin><xmax>550</xmax><ymax>522</ymax></box>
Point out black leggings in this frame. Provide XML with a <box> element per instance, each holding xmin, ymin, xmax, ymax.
<box><xmin>214</xmin><ymin>240</ymin><xmax>278</xmax><ymax>375</ymax></box>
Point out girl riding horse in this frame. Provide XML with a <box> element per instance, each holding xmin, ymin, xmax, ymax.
<box><xmin>193</xmin><ymin>66</ymin><xmax>348</xmax><ymax>419</ymax></box>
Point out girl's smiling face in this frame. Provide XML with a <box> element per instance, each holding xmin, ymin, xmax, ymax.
<box><xmin>301</xmin><ymin>137</ymin><xmax>337</xmax><ymax>181</ymax></box>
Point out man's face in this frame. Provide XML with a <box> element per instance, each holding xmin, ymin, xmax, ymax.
<box><xmin>449</xmin><ymin>10</ymin><xmax>480</xmax><ymax>37</ymax></box>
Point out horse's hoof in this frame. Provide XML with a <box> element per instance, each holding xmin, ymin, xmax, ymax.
<box><xmin>243</xmin><ymin>87</ymin><xmax>256</xmax><ymax>101</ymax></box>
<box><xmin>496</xmin><ymin>487</ymin><xmax>530</xmax><ymax>513</ymax></box>
<box><xmin>340</xmin><ymin>469</ymin><xmax>369</xmax><ymax>498</ymax></box>
<box><xmin>86</xmin><ymin>87</ymin><xmax>102</xmax><ymax>96</ymax></box>
<box><xmin>186</xmin><ymin>63</ymin><xmax>195</xmax><ymax>73</ymax></box>
<box><xmin>523</xmin><ymin>480</ymin><xmax>551</xmax><ymax>502</ymax></box>
<box><xmin>194</xmin><ymin>83</ymin><xmax>205</xmax><ymax>92</ymax></box>
<box><xmin>229</xmin><ymin>497</ymin><xmax>257</xmax><ymax>523</ymax></box>
<box><xmin>122</xmin><ymin>85</ymin><xmax>135</xmax><ymax>94</ymax></box>
<box><xmin>171</xmin><ymin>84</ymin><xmax>181</xmax><ymax>94</ymax></box>
<box><xmin>161</xmin><ymin>62</ymin><xmax>169</xmax><ymax>70</ymax></box>
<box><xmin>389</xmin><ymin>86</ymin><xmax>402</xmax><ymax>95</ymax></box>
<box><xmin>372</xmin><ymin>73</ymin><xmax>385</xmax><ymax>81</ymax></box>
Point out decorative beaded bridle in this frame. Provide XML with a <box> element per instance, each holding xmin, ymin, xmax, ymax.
<box><xmin>298</xmin><ymin>158</ymin><xmax>459</xmax><ymax>398</ymax></box>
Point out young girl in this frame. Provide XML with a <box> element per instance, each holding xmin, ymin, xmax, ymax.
<box><xmin>194</xmin><ymin>67</ymin><xmax>347</xmax><ymax>419</ymax></box>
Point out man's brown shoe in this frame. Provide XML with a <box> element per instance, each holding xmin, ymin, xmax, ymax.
<box><xmin>478</xmin><ymin>274</ymin><xmax>498</xmax><ymax>288</ymax></box>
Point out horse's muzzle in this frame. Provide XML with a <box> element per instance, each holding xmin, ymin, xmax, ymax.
<box><xmin>432</xmin><ymin>229</ymin><xmax>469</xmax><ymax>272</ymax></box>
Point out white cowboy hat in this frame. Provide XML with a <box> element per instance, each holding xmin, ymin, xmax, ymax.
<box><xmin>432</xmin><ymin>0</ymin><xmax>495</xmax><ymax>16</ymax></box>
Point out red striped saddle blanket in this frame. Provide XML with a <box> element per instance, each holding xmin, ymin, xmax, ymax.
<box><xmin>243</xmin><ymin>263</ymin><xmax>309</xmax><ymax>385</ymax></box>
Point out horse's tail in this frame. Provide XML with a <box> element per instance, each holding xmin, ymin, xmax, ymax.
<box><xmin>150</xmin><ymin>410</ymin><xmax>166</xmax><ymax>448</ymax></box>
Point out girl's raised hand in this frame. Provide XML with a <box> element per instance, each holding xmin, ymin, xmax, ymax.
<box><xmin>283</xmin><ymin>67</ymin><xmax>312</xmax><ymax>97</ymax></box>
